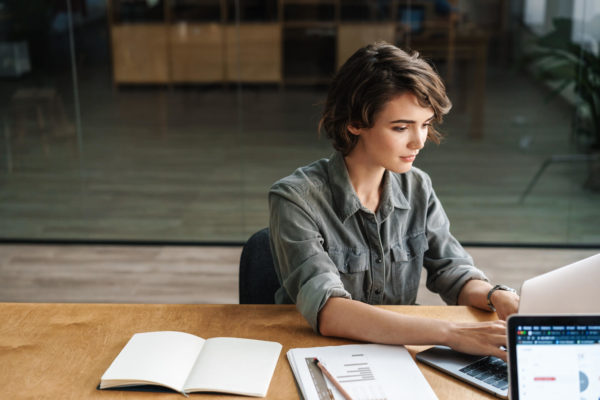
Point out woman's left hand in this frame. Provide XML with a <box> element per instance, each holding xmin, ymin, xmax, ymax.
<box><xmin>491</xmin><ymin>290</ymin><xmax>520</xmax><ymax>320</ymax></box>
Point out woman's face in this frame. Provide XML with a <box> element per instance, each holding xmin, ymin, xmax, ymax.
<box><xmin>348</xmin><ymin>92</ymin><xmax>434</xmax><ymax>174</ymax></box>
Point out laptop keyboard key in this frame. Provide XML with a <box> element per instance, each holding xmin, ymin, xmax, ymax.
<box><xmin>497</xmin><ymin>380</ymin><xmax>509</xmax><ymax>389</ymax></box>
<box><xmin>459</xmin><ymin>356</ymin><xmax>508</xmax><ymax>388</ymax></box>
<box><xmin>473</xmin><ymin>371</ymin><xmax>492</xmax><ymax>380</ymax></box>
<box><xmin>463</xmin><ymin>369</ymin><xmax>480</xmax><ymax>377</ymax></box>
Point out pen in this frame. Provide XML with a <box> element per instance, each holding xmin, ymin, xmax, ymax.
<box><xmin>313</xmin><ymin>358</ymin><xmax>354</xmax><ymax>400</ymax></box>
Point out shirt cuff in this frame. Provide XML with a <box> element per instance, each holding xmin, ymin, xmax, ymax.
<box><xmin>295</xmin><ymin>273</ymin><xmax>351</xmax><ymax>333</ymax></box>
<box><xmin>437</xmin><ymin>266</ymin><xmax>489</xmax><ymax>305</ymax></box>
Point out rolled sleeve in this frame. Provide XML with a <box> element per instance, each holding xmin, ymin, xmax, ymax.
<box><xmin>422</xmin><ymin>180</ymin><xmax>488</xmax><ymax>305</ymax></box>
<box><xmin>269</xmin><ymin>185</ymin><xmax>351</xmax><ymax>332</ymax></box>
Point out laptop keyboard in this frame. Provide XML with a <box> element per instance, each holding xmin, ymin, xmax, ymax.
<box><xmin>459</xmin><ymin>356</ymin><xmax>509</xmax><ymax>390</ymax></box>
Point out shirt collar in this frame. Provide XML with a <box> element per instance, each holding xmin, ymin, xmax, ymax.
<box><xmin>327</xmin><ymin>151</ymin><xmax>410</xmax><ymax>223</ymax></box>
<box><xmin>378</xmin><ymin>170</ymin><xmax>410</xmax><ymax>221</ymax></box>
<box><xmin>327</xmin><ymin>151</ymin><xmax>362</xmax><ymax>222</ymax></box>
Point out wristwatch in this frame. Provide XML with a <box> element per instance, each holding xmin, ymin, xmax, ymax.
<box><xmin>486</xmin><ymin>284</ymin><xmax>517</xmax><ymax>312</ymax></box>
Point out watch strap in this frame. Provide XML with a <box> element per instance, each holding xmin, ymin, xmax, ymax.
<box><xmin>486</xmin><ymin>284</ymin><xmax>516</xmax><ymax>312</ymax></box>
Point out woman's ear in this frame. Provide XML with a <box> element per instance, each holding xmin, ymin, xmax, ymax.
<box><xmin>347</xmin><ymin>123</ymin><xmax>362</xmax><ymax>136</ymax></box>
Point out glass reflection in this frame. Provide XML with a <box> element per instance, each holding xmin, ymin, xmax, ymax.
<box><xmin>0</xmin><ymin>0</ymin><xmax>598</xmax><ymax>244</ymax></box>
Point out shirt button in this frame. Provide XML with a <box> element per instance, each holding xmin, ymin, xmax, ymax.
<box><xmin>375</xmin><ymin>288</ymin><xmax>382</xmax><ymax>295</ymax></box>
<box><xmin>376</xmin><ymin>257</ymin><xmax>382</xmax><ymax>263</ymax></box>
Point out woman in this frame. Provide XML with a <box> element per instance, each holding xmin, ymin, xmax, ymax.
<box><xmin>269</xmin><ymin>42</ymin><xmax>519</xmax><ymax>360</ymax></box>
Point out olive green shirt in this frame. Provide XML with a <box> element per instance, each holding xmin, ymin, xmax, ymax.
<box><xmin>269</xmin><ymin>151</ymin><xmax>488</xmax><ymax>332</ymax></box>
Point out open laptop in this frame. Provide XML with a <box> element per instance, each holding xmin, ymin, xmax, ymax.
<box><xmin>506</xmin><ymin>314</ymin><xmax>600</xmax><ymax>400</ymax></box>
<box><xmin>518</xmin><ymin>253</ymin><xmax>600</xmax><ymax>314</ymax></box>
<box><xmin>415</xmin><ymin>252</ymin><xmax>600</xmax><ymax>398</ymax></box>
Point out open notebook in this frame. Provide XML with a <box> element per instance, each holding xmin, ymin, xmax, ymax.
<box><xmin>99</xmin><ymin>331</ymin><xmax>282</xmax><ymax>397</ymax></box>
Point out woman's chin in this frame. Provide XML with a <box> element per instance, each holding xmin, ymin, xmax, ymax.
<box><xmin>390</xmin><ymin>163</ymin><xmax>414</xmax><ymax>174</ymax></box>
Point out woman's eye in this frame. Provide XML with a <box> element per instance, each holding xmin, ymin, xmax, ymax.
<box><xmin>393</xmin><ymin>126</ymin><xmax>407</xmax><ymax>132</ymax></box>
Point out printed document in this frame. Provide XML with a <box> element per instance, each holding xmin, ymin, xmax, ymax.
<box><xmin>287</xmin><ymin>344</ymin><xmax>438</xmax><ymax>400</ymax></box>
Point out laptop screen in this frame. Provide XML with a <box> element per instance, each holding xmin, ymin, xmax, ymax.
<box><xmin>507</xmin><ymin>315</ymin><xmax>600</xmax><ymax>400</ymax></box>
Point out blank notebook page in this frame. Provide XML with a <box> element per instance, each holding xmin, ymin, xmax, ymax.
<box><xmin>184</xmin><ymin>337</ymin><xmax>282</xmax><ymax>396</ymax></box>
<box><xmin>101</xmin><ymin>331</ymin><xmax>205</xmax><ymax>392</ymax></box>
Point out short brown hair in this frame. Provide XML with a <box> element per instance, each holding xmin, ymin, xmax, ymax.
<box><xmin>319</xmin><ymin>42</ymin><xmax>451</xmax><ymax>155</ymax></box>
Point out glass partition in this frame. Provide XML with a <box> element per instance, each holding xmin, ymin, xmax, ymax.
<box><xmin>0</xmin><ymin>0</ymin><xmax>598</xmax><ymax>245</ymax></box>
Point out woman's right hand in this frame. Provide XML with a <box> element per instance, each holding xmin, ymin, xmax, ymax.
<box><xmin>445</xmin><ymin>320</ymin><xmax>508</xmax><ymax>361</ymax></box>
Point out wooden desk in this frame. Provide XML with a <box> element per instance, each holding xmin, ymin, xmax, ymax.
<box><xmin>0</xmin><ymin>303</ymin><xmax>498</xmax><ymax>399</ymax></box>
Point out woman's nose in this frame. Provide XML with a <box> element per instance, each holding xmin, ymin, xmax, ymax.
<box><xmin>409</xmin><ymin>129</ymin><xmax>426</xmax><ymax>150</ymax></box>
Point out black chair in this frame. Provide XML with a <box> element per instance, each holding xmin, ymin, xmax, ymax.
<box><xmin>239</xmin><ymin>228</ymin><xmax>280</xmax><ymax>304</ymax></box>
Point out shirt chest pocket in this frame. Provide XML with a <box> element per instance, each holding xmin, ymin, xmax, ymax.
<box><xmin>390</xmin><ymin>233</ymin><xmax>429</xmax><ymax>303</ymax></box>
<box><xmin>328</xmin><ymin>250</ymin><xmax>370</xmax><ymax>301</ymax></box>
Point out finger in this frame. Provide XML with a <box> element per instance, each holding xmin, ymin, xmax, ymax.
<box><xmin>491</xmin><ymin>347</ymin><xmax>507</xmax><ymax>362</ymax></box>
<box><xmin>483</xmin><ymin>320</ymin><xmax>506</xmax><ymax>329</ymax></box>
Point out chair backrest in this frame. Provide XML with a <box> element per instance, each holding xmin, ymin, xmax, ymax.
<box><xmin>239</xmin><ymin>228</ymin><xmax>280</xmax><ymax>304</ymax></box>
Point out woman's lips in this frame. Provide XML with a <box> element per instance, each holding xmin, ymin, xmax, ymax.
<box><xmin>400</xmin><ymin>155</ymin><xmax>416</xmax><ymax>162</ymax></box>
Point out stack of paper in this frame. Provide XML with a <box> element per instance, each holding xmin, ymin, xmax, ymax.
<box><xmin>288</xmin><ymin>344</ymin><xmax>437</xmax><ymax>400</ymax></box>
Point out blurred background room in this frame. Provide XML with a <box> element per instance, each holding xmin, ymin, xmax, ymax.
<box><xmin>0</xmin><ymin>0</ymin><xmax>599</xmax><ymax>305</ymax></box>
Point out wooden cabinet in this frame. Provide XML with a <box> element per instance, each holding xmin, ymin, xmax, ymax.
<box><xmin>106</xmin><ymin>0</ymin><xmax>473</xmax><ymax>86</ymax></box>
<box><xmin>170</xmin><ymin>23</ymin><xmax>224</xmax><ymax>83</ymax></box>
<box><xmin>107</xmin><ymin>0</ymin><xmax>403</xmax><ymax>85</ymax></box>
<box><xmin>108</xmin><ymin>0</ymin><xmax>281</xmax><ymax>84</ymax></box>
<box><xmin>111</xmin><ymin>24</ymin><xmax>170</xmax><ymax>83</ymax></box>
